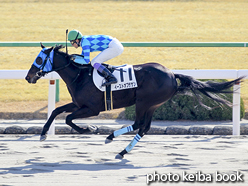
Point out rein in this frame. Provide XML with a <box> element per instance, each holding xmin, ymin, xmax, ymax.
<box><xmin>67</xmin><ymin>68</ymin><xmax>82</xmax><ymax>87</ymax></box>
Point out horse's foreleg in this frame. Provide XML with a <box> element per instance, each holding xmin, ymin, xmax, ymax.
<box><xmin>65</xmin><ymin>106</ymin><xmax>99</xmax><ymax>134</ymax></box>
<box><xmin>40</xmin><ymin>102</ymin><xmax>78</xmax><ymax>140</ymax></box>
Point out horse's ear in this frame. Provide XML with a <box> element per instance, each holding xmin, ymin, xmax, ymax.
<box><xmin>40</xmin><ymin>42</ymin><xmax>45</xmax><ymax>49</ymax></box>
<box><xmin>48</xmin><ymin>46</ymin><xmax>54</xmax><ymax>52</ymax></box>
<box><xmin>43</xmin><ymin>46</ymin><xmax>54</xmax><ymax>54</ymax></box>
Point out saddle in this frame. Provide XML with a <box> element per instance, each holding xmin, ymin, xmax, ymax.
<box><xmin>71</xmin><ymin>55</ymin><xmax>138</xmax><ymax>111</ymax></box>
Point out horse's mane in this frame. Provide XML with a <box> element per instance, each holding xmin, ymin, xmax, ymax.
<box><xmin>54</xmin><ymin>44</ymin><xmax>65</xmax><ymax>51</ymax></box>
<box><xmin>53</xmin><ymin>44</ymin><xmax>91</xmax><ymax>70</ymax></box>
<box><xmin>54</xmin><ymin>45</ymin><xmax>70</xmax><ymax>57</ymax></box>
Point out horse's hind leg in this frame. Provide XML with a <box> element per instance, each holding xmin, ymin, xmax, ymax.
<box><xmin>105</xmin><ymin>98</ymin><xmax>149</xmax><ymax>144</ymax></box>
<box><xmin>40</xmin><ymin>102</ymin><xmax>78</xmax><ymax>141</ymax></box>
<box><xmin>115</xmin><ymin>107</ymin><xmax>155</xmax><ymax>159</ymax></box>
<box><xmin>105</xmin><ymin>123</ymin><xmax>138</xmax><ymax>144</ymax></box>
<box><xmin>105</xmin><ymin>103</ymin><xmax>147</xmax><ymax>143</ymax></box>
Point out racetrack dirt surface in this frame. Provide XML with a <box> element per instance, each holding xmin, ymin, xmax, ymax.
<box><xmin>0</xmin><ymin>135</ymin><xmax>247</xmax><ymax>186</ymax></box>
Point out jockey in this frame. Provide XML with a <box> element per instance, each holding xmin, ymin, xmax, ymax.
<box><xmin>68</xmin><ymin>29</ymin><xmax>124</xmax><ymax>86</ymax></box>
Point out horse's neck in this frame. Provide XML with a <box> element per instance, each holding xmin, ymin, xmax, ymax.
<box><xmin>56</xmin><ymin>67</ymin><xmax>80</xmax><ymax>86</ymax></box>
<box><xmin>53</xmin><ymin>52</ymin><xmax>76</xmax><ymax>85</ymax></box>
<box><xmin>53</xmin><ymin>52</ymin><xmax>93</xmax><ymax>87</ymax></box>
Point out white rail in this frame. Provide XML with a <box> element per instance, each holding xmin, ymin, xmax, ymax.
<box><xmin>0</xmin><ymin>69</ymin><xmax>247</xmax><ymax>135</ymax></box>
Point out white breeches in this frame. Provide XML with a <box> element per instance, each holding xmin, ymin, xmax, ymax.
<box><xmin>91</xmin><ymin>38</ymin><xmax>124</xmax><ymax>66</ymax></box>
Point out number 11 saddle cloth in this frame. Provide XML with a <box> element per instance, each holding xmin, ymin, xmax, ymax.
<box><xmin>93</xmin><ymin>64</ymin><xmax>138</xmax><ymax>92</ymax></box>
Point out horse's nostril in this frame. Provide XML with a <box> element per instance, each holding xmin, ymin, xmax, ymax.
<box><xmin>25</xmin><ymin>76</ymin><xmax>30</xmax><ymax>80</ymax></box>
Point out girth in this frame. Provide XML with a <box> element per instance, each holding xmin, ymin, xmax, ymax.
<box><xmin>104</xmin><ymin>85</ymin><xmax>113</xmax><ymax>111</ymax></box>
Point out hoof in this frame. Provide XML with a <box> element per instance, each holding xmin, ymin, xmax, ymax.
<box><xmin>40</xmin><ymin>135</ymin><xmax>47</xmax><ymax>142</ymax></box>
<box><xmin>88</xmin><ymin>125</ymin><xmax>98</xmax><ymax>133</ymax></box>
<box><xmin>115</xmin><ymin>154</ymin><xmax>124</xmax><ymax>159</ymax></box>
<box><xmin>105</xmin><ymin>138</ymin><xmax>113</xmax><ymax>144</ymax></box>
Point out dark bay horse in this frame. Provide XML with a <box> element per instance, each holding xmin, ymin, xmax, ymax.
<box><xmin>25</xmin><ymin>44</ymin><xmax>243</xmax><ymax>159</ymax></box>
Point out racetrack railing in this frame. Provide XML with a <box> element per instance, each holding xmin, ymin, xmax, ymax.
<box><xmin>0</xmin><ymin>42</ymin><xmax>248</xmax><ymax>135</ymax></box>
<box><xmin>0</xmin><ymin>69</ymin><xmax>247</xmax><ymax>136</ymax></box>
<box><xmin>0</xmin><ymin>42</ymin><xmax>248</xmax><ymax>47</ymax></box>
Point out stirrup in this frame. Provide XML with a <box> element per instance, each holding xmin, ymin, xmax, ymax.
<box><xmin>102</xmin><ymin>77</ymin><xmax>117</xmax><ymax>86</ymax></box>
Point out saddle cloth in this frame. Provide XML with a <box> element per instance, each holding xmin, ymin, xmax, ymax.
<box><xmin>93</xmin><ymin>64</ymin><xmax>138</xmax><ymax>92</ymax></box>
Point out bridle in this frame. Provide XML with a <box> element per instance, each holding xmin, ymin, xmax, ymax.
<box><xmin>34</xmin><ymin>50</ymin><xmax>54</xmax><ymax>78</ymax></box>
<box><xmin>33</xmin><ymin>49</ymin><xmax>81</xmax><ymax>87</ymax></box>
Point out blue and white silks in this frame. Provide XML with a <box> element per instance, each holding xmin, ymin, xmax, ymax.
<box><xmin>80</xmin><ymin>35</ymin><xmax>113</xmax><ymax>64</ymax></box>
<box><xmin>72</xmin><ymin>54</ymin><xmax>89</xmax><ymax>65</ymax></box>
<box><xmin>33</xmin><ymin>48</ymin><xmax>54</xmax><ymax>72</ymax></box>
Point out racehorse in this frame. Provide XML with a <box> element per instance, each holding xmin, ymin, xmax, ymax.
<box><xmin>25</xmin><ymin>44</ymin><xmax>243</xmax><ymax>159</ymax></box>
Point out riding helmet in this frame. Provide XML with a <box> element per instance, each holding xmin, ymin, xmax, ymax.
<box><xmin>68</xmin><ymin>29</ymin><xmax>83</xmax><ymax>41</ymax></box>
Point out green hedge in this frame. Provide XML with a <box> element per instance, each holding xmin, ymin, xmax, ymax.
<box><xmin>125</xmin><ymin>79</ymin><xmax>245</xmax><ymax>121</ymax></box>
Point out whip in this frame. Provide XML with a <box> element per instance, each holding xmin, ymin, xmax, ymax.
<box><xmin>66</xmin><ymin>29</ymin><xmax>68</xmax><ymax>55</ymax></box>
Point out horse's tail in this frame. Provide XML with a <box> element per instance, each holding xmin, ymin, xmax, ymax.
<box><xmin>174</xmin><ymin>73</ymin><xmax>244</xmax><ymax>109</ymax></box>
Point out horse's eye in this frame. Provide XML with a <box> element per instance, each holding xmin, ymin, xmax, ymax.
<box><xmin>36</xmin><ymin>57</ymin><xmax>43</xmax><ymax>65</ymax></box>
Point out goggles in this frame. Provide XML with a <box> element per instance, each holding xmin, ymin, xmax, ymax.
<box><xmin>70</xmin><ymin>40</ymin><xmax>77</xmax><ymax>45</ymax></box>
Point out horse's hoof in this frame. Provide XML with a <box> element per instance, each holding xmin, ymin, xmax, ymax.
<box><xmin>115</xmin><ymin>154</ymin><xmax>124</xmax><ymax>159</ymax></box>
<box><xmin>40</xmin><ymin>135</ymin><xmax>47</xmax><ymax>142</ymax></box>
<box><xmin>88</xmin><ymin>125</ymin><xmax>98</xmax><ymax>133</ymax></box>
<box><xmin>105</xmin><ymin>138</ymin><xmax>113</xmax><ymax>144</ymax></box>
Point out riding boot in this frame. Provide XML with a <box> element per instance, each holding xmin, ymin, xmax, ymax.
<box><xmin>100</xmin><ymin>67</ymin><xmax>117</xmax><ymax>86</ymax></box>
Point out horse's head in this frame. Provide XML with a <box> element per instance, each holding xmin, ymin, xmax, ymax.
<box><xmin>25</xmin><ymin>43</ymin><xmax>54</xmax><ymax>84</ymax></box>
